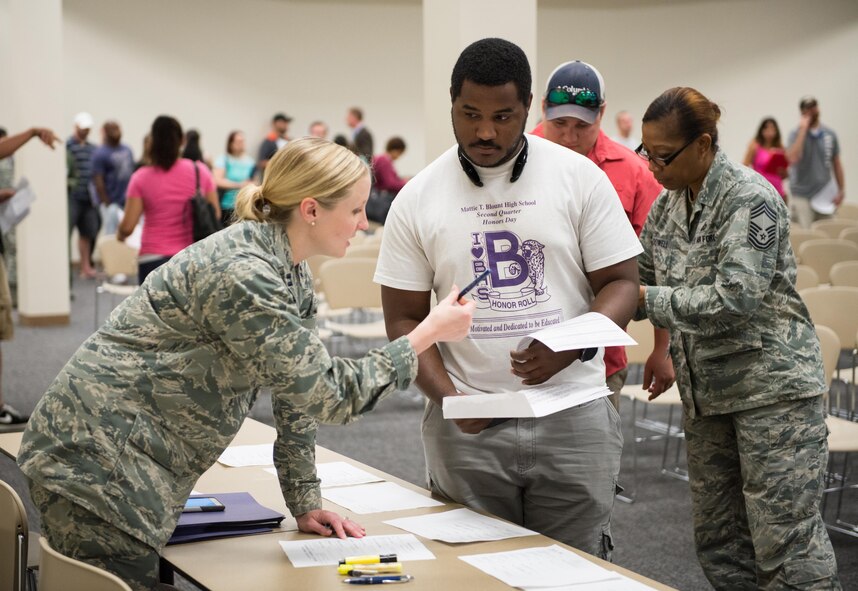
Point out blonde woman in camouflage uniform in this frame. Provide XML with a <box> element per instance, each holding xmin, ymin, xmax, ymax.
<box><xmin>635</xmin><ymin>87</ymin><xmax>839</xmax><ymax>590</ymax></box>
<box><xmin>17</xmin><ymin>137</ymin><xmax>475</xmax><ymax>591</ymax></box>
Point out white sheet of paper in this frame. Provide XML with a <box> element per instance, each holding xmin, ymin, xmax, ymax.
<box><xmin>0</xmin><ymin>177</ymin><xmax>35</xmax><ymax>234</ymax></box>
<box><xmin>279</xmin><ymin>533</ymin><xmax>435</xmax><ymax>568</ymax></box>
<box><xmin>520</xmin><ymin>574</ymin><xmax>657</xmax><ymax>591</ymax></box>
<box><xmin>810</xmin><ymin>177</ymin><xmax>839</xmax><ymax>215</ymax></box>
<box><xmin>443</xmin><ymin>383</ymin><xmax>610</xmax><ymax>419</ymax></box>
<box><xmin>321</xmin><ymin>481</ymin><xmax>444</xmax><ymax>514</ymax></box>
<box><xmin>216</xmin><ymin>443</ymin><xmax>274</xmax><ymax>467</ymax></box>
<box><xmin>458</xmin><ymin>545</ymin><xmax>621</xmax><ymax>588</ymax></box>
<box><xmin>384</xmin><ymin>507</ymin><xmax>538</xmax><ymax>543</ymax></box>
<box><xmin>518</xmin><ymin>312</ymin><xmax>637</xmax><ymax>352</ymax></box>
<box><xmin>264</xmin><ymin>462</ymin><xmax>384</xmax><ymax>488</ymax></box>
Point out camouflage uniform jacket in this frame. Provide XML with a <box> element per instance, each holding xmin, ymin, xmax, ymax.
<box><xmin>18</xmin><ymin>221</ymin><xmax>417</xmax><ymax>549</ymax></box>
<box><xmin>637</xmin><ymin>150</ymin><xmax>825</xmax><ymax>419</ymax></box>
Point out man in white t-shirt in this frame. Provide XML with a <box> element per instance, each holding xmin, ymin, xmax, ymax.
<box><xmin>374</xmin><ymin>38</ymin><xmax>642</xmax><ymax>559</ymax></box>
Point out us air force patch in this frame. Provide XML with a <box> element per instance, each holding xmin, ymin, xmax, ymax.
<box><xmin>748</xmin><ymin>202</ymin><xmax>776</xmax><ymax>250</ymax></box>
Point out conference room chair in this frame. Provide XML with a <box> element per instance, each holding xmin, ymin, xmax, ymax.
<box><xmin>839</xmin><ymin>226</ymin><xmax>858</xmax><ymax>248</ymax></box>
<box><xmin>0</xmin><ymin>480</ymin><xmax>38</xmax><ymax>591</ymax></box>
<box><xmin>316</xmin><ymin>257</ymin><xmax>386</xmax><ymax>354</ymax></box>
<box><xmin>800</xmin><ymin>287</ymin><xmax>858</xmax><ymax>409</ymax></box>
<box><xmin>363</xmin><ymin>227</ymin><xmax>385</xmax><ymax>244</ymax></box>
<box><xmin>93</xmin><ymin>235</ymin><xmax>139</xmax><ymax>330</ymax></box>
<box><xmin>798</xmin><ymin>239</ymin><xmax>858</xmax><ymax>284</ymax></box>
<box><xmin>811</xmin><ymin>219</ymin><xmax>858</xmax><ymax>240</ymax></box>
<box><xmin>816</xmin><ymin>325</ymin><xmax>858</xmax><ymax>539</ymax></box>
<box><xmin>795</xmin><ymin>265</ymin><xmax>820</xmax><ymax>291</ymax></box>
<box><xmin>344</xmin><ymin>243</ymin><xmax>381</xmax><ymax>259</ymax></box>
<box><xmin>789</xmin><ymin>228</ymin><xmax>828</xmax><ymax>262</ymax></box>
<box><xmin>619</xmin><ymin>319</ymin><xmax>685</xmax><ymax>503</ymax></box>
<box><xmin>829</xmin><ymin>261</ymin><xmax>858</xmax><ymax>288</ymax></box>
<box><xmin>38</xmin><ymin>537</ymin><xmax>131</xmax><ymax>591</ymax></box>
<box><xmin>834</xmin><ymin>201</ymin><xmax>858</xmax><ymax>221</ymax></box>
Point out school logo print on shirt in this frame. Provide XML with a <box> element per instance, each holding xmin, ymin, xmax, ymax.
<box><xmin>468</xmin><ymin>230</ymin><xmax>553</xmax><ymax>312</ymax></box>
<box><xmin>748</xmin><ymin>202</ymin><xmax>776</xmax><ymax>251</ymax></box>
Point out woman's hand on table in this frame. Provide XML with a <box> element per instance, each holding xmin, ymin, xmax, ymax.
<box><xmin>296</xmin><ymin>509</ymin><xmax>366</xmax><ymax>539</ymax></box>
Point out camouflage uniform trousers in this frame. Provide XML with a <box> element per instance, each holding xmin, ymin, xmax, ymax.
<box><xmin>684</xmin><ymin>395</ymin><xmax>840</xmax><ymax>590</ymax></box>
<box><xmin>29</xmin><ymin>481</ymin><xmax>161</xmax><ymax>591</ymax></box>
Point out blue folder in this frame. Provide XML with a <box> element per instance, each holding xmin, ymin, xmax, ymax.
<box><xmin>167</xmin><ymin>492</ymin><xmax>285</xmax><ymax>545</ymax></box>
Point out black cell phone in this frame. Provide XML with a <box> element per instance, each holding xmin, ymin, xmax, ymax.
<box><xmin>182</xmin><ymin>496</ymin><xmax>225</xmax><ymax>512</ymax></box>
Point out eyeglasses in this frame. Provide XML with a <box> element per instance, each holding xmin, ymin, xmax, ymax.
<box><xmin>546</xmin><ymin>87</ymin><xmax>602</xmax><ymax>109</ymax></box>
<box><xmin>635</xmin><ymin>137</ymin><xmax>697</xmax><ymax>168</ymax></box>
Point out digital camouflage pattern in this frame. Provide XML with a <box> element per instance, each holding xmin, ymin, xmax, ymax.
<box><xmin>637</xmin><ymin>149</ymin><xmax>826</xmax><ymax>419</ymax></box>
<box><xmin>637</xmin><ymin>150</ymin><xmax>839</xmax><ymax>589</ymax></box>
<box><xmin>18</xmin><ymin>221</ymin><xmax>417</xmax><ymax>550</ymax></box>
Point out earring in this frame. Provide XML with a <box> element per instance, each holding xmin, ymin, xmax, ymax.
<box><xmin>310</xmin><ymin>221</ymin><xmax>316</xmax><ymax>227</ymax></box>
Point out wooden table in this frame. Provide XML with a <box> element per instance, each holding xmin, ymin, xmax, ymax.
<box><xmin>2</xmin><ymin>422</ymin><xmax>675</xmax><ymax>590</ymax></box>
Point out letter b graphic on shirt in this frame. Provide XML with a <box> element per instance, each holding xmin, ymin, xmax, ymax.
<box><xmin>485</xmin><ymin>231</ymin><xmax>529</xmax><ymax>288</ymax></box>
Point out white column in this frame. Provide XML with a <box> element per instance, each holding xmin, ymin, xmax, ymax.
<box><xmin>422</xmin><ymin>0</ymin><xmax>538</xmax><ymax>163</ymax></box>
<box><xmin>0</xmin><ymin>0</ymin><xmax>70</xmax><ymax>325</ymax></box>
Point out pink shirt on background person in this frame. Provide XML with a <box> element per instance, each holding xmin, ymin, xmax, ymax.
<box><xmin>752</xmin><ymin>147</ymin><xmax>787</xmax><ymax>199</ymax></box>
<box><xmin>371</xmin><ymin>153</ymin><xmax>407</xmax><ymax>194</ymax></box>
<box><xmin>126</xmin><ymin>159</ymin><xmax>215</xmax><ymax>256</ymax></box>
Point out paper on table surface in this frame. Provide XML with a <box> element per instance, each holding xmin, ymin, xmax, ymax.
<box><xmin>459</xmin><ymin>545</ymin><xmax>621</xmax><ymax>588</ymax></box>
<box><xmin>443</xmin><ymin>383</ymin><xmax>610</xmax><ymax>419</ymax></box>
<box><xmin>520</xmin><ymin>574</ymin><xmax>658</xmax><ymax>591</ymax></box>
<box><xmin>264</xmin><ymin>461</ymin><xmax>384</xmax><ymax>488</ymax></box>
<box><xmin>384</xmin><ymin>507</ymin><xmax>538</xmax><ymax>543</ymax></box>
<box><xmin>279</xmin><ymin>533</ymin><xmax>435</xmax><ymax>568</ymax></box>
<box><xmin>321</xmin><ymin>481</ymin><xmax>444</xmax><ymax>514</ymax></box>
<box><xmin>810</xmin><ymin>177</ymin><xmax>839</xmax><ymax>215</ymax></box>
<box><xmin>517</xmin><ymin>312</ymin><xmax>637</xmax><ymax>352</ymax></box>
<box><xmin>0</xmin><ymin>177</ymin><xmax>35</xmax><ymax>234</ymax></box>
<box><xmin>217</xmin><ymin>443</ymin><xmax>274</xmax><ymax>467</ymax></box>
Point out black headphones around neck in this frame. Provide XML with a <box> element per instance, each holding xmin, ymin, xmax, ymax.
<box><xmin>458</xmin><ymin>137</ymin><xmax>528</xmax><ymax>187</ymax></box>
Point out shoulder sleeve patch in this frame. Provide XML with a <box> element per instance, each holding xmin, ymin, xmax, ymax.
<box><xmin>748</xmin><ymin>202</ymin><xmax>777</xmax><ymax>251</ymax></box>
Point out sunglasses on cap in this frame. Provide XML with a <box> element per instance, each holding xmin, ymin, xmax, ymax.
<box><xmin>546</xmin><ymin>87</ymin><xmax>602</xmax><ymax>109</ymax></box>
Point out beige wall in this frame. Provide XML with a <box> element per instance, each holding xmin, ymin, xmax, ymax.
<box><xmin>53</xmin><ymin>0</ymin><xmax>858</xmax><ymax>193</ymax></box>
<box><xmin>537</xmin><ymin>0</ymin><xmax>858</xmax><ymax>193</ymax></box>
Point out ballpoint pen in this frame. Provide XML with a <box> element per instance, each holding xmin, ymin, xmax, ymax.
<box><xmin>342</xmin><ymin>575</ymin><xmax>414</xmax><ymax>585</ymax></box>
<box><xmin>457</xmin><ymin>269</ymin><xmax>491</xmax><ymax>299</ymax></box>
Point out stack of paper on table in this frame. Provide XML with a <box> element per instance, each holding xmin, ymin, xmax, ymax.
<box><xmin>384</xmin><ymin>507</ymin><xmax>538</xmax><ymax>543</ymax></box>
<box><xmin>217</xmin><ymin>443</ymin><xmax>274</xmax><ymax>467</ymax></box>
<box><xmin>167</xmin><ymin>492</ymin><xmax>285</xmax><ymax>545</ymax></box>
<box><xmin>280</xmin><ymin>534</ymin><xmax>435</xmax><ymax>567</ymax></box>
<box><xmin>321</xmin><ymin>481</ymin><xmax>444</xmax><ymax>514</ymax></box>
<box><xmin>459</xmin><ymin>545</ymin><xmax>656</xmax><ymax>589</ymax></box>
<box><xmin>266</xmin><ymin>461</ymin><xmax>384</xmax><ymax>488</ymax></box>
<box><xmin>444</xmin><ymin>312</ymin><xmax>633</xmax><ymax>420</ymax></box>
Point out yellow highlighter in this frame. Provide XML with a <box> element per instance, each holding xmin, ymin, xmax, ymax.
<box><xmin>337</xmin><ymin>563</ymin><xmax>403</xmax><ymax>576</ymax></box>
<box><xmin>338</xmin><ymin>554</ymin><xmax>397</xmax><ymax>565</ymax></box>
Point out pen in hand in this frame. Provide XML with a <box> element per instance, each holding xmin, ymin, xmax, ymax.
<box><xmin>457</xmin><ymin>269</ymin><xmax>491</xmax><ymax>300</ymax></box>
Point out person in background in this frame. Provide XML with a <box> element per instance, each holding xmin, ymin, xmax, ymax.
<box><xmin>257</xmin><ymin>112</ymin><xmax>292</xmax><ymax>175</ymax></box>
<box><xmin>92</xmin><ymin>120</ymin><xmax>134</xmax><ymax>235</ymax></box>
<box><xmin>66</xmin><ymin>112</ymin><xmax>100</xmax><ymax>279</ymax></box>
<box><xmin>118</xmin><ymin>115</ymin><xmax>219</xmax><ymax>283</ymax></box>
<box><xmin>18</xmin><ymin>137</ymin><xmax>475</xmax><ymax>590</ymax></box>
<box><xmin>743</xmin><ymin>117</ymin><xmax>788</xmax><ymax>202</ymax></box>
<box><xmin>376</xmin><ymin>38</ymin><xmax>640</xmax><ymax>560</ymax></box>
<box><xmin>532</xmin><ymin>60</ymin><xmax>672</xmax><ymax>408</ymax></box>
<box><xmin>214</xmin><ymin>130</ymin><xmax>255</xmax><ymax>225</ymax></box>
<box><xmin>346</xmin><ymin>107</ymin><xmax>373</xmax><ymax>164</ymax></box>
<box><xmin>636</xmin><ymin>86</ymin><xmax>840</xmax><ymax>590</ymax></box>
<box><xmin>332</xmin><ymin>134</ymin><xmax>349</xmax><ymax>148</ymax></box>
<box><xmin>371</xmin><ymin>136</ymin><xmax>409</xmax><ymax>195</ymax></box>
<box><xmin>0</xmin><ymin>125</ymin><xmax>58</xmax><ymax>426</ymax></box>
<box><xmin>181</xmin><ymin>128</ymin><xmax>213</xmax><ymax>170</ymax></box>
<box><xmin>612</xmin><ymin>110</ymin><xmax>639</xmax><ymax>150</ymax></box>
<box><xmin>786</xmin><ymin>96</ymin><xmax>845</xmax><ymax>227</ymax></box>
<box><xmin>308</xmin><ymin>120</ymin><xmax>329</xmax><ymax>140</ymax></box>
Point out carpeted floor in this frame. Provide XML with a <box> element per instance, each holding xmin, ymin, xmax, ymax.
<box><xmin>1</xmin><ymin>275</ymin><xmax>856</xmax><ymax>590</ymax></box>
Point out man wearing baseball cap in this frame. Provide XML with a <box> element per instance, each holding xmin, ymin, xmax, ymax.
<box><xmin>786</xmin><ymin>96</ymin><xmax>845</xmax><ymax>228</ymax></box>
<box><xmin>532</xmin><ymin>61</ymin><xmax>673</xmax><ymax>407</ymax></box>
<box><xmin>67</xmin><ymin>112</ymin><xmax>100</xmax><ymax>279</ymax></box>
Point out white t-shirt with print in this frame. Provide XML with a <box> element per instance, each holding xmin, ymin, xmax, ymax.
<box><xmin>374</xmin><ymin>134</ymin><xmax>642</xmax><ymax>395</ymax></box>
